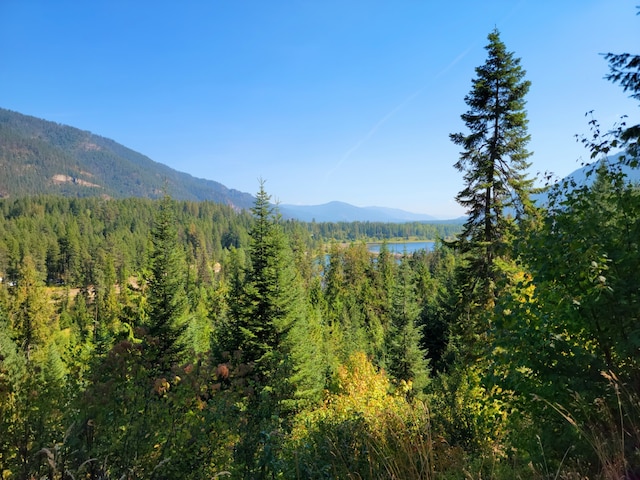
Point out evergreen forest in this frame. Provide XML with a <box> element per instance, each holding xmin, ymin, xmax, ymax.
<box><xmin>1</xmin><ymin>24</ymin><xmax>640</xmax><ymax>480</ymax></box>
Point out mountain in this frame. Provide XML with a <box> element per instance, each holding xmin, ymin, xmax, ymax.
<box><xmin>533</xmin><ymin>152</ymin><xmax>640</xmax><ymax>207</ymax></box>
<box><xmin>561</xmin><ymin>153</ymin><xmax>640</xmax><ymax>185</ymax></box>
<box><xmin>0</xmin><ymin>108</ymin><xmax>255</xmax><ymax>209</ymax></box>
<box><xmin>0</xmin><ymin>107</ymin><xmax>452</xmax><ymax>222</ymax></box>
<box><xmin>279</xmin><ymin>201</ymin><xmax>439</xmax><ymax>223</ymax></box>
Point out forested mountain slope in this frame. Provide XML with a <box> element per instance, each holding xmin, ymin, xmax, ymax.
<box><xmin>0</xmin><ymin>108</ymin><xmax>255</xmax><ymax>208</ymax></box>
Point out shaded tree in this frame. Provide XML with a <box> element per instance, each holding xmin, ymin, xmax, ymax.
<box><xmin>2</xmin><ymin>256</ymin><xmax>67</xmax><ymax>480</ymax></box>
<box><xmin>10</xmin><ymin>255</ymin><xmax>57</xmax><ymax>360</ymax></box>
<box><xmin>386</xmin><ymin>255</ymin><xmax>429</xmax><ymax>397</ymax></box>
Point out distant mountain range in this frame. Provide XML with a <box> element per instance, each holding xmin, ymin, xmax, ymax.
<box><xmin>278</xmin><ymin>201</ymin><xmax>440</xmax><ymax>223</ymax></box>
<box><xmin>284</xmin><ymin>156</ymin><xmax>639</xmax><ymax>223</ymax></box>
<box><xmin>0</xmin><ymin>107</ymin><xmax>463</xmax><ymax>223</ymax></box>
<box><xmin>564</xmin><ymin>153</ymin><xmax>639</xmax><ymax>185</ymax></box>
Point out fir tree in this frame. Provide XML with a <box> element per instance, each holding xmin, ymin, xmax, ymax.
<box><xmin>370</xmin><ymin>241</ymin><xmax>395</xmax><ymax>362</ymax></box>
<box><xmin>235</xmin><ymin>181</ymin><xmax>301</xmax><ymax>379</ymax></box>
<box><xmin>450</xmin><ymin>29</ymin><xmax>533</xmax><ymax>308</ymax></box>
<box><xmin>10</xmin><ymin>255</ymin><xmax>56</xmax><ymax>360</ymax></box>
<box><xmin>3</xmin><ymin>256</ymin><xmax>67</xmax><ymax>479</ymax></box>
<box><xmin>230</xmin><ymin>181</ymin><xmax>306</xmax><ymax>478</ymax></box>
<box><xmin>387</xmin><ymin>255</ymin><xmax>429</xmax><ymax>397</ymax></box>
<box><xmin>145</xmin><ymin>194</ymin><xmax>188</xmax><ymax>375</ymax></box>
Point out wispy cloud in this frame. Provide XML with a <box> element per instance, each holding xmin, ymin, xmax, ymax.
<box><xmin>326</xmin><ymin>46</ymin><xmax>474</xmax><ymax>180</ymax></box>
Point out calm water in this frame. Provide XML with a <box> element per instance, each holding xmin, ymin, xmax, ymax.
<box><xmin>367</xmin><ymin>241</ymin><xmax>435</xmax><ymax>255</ymax></box>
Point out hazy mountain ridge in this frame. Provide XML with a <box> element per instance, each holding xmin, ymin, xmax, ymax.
<box><xmin>278</xmin><ymin>201</ymin><xmax>442</xmax><ymax>223</ymax></box>
<box><xmin>532</xmin><ymin>152</ymin><xmax>640</xmax><ymax>207</ymax></box>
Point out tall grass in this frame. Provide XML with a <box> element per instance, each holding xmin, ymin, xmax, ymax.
<box><xmin>539</xmin><ymin>371</ymin><xmax>640</xmax><ymax>479</ymax></box>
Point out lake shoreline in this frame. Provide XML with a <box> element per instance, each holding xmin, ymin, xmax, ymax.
<box><xmin>367</xmin><ymin>240</ymin><xmax>435</xmax><ymax>255</ymax></box>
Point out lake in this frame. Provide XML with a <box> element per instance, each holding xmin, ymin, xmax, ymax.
<box><xmin>367</xmin><ymin>241</ymin><xmax>435</xmax><ymax>255</ymax></box>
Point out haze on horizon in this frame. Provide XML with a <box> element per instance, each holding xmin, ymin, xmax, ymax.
<box><xmin>1</xmin><ymin>1</ymin><xmax>639</xmax><ymax>219</ymax></box>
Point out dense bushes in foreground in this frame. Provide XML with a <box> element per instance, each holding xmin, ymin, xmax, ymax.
<box><xmin>0</xmin><ymin>151</ymin><xmax>639</xmax><ymax>479</ymax></box>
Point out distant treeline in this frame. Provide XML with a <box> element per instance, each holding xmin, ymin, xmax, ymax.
<box><xmin>298</xmin><ymin>219</ymin><xmax>463</xmax><ymax>242</ymax></box>
<box><xmin>0</xmin><ymin>195</ymin><xmax>461</xmax><ymax>287</ymax></box>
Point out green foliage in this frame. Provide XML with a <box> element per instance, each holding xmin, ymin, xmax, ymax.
<box><xmin>145</xmin><ymin>194</ymin><xmax>189</xmax><ymax>375</ymax></box>
<box><xmin>223</xmin><ymin>181</ymin><xmax>312</xmax><ymax>478</ymax></box>
<box><xmin>0</xmin><ymin>195</ymin><xmax>255</xmax><ymax>290</ymax></box>
<box><xmin>491</xmin><ymin>111</ymin><xmax>640</xmax><ymax>474</ymax></box>
<box><xmin>428</xmin><ymin>363</ymin><xmax>511</xmax><ymax>457</ymax></box>
<box><xmin>501</xmin><ymin>143</ymin><xmax>640</xmax><ymax>384</ymax></box>
<box><xmin>386</xmin><ymin>255</ymin><xmax>430</xmax><ymax>397</ymax></box>
<box><xmin>0</xmin><ymin>310</ymin><xmax>27</xmax><ymax>476</ymax></box>
<box><xmin>0</xmin><ymin>260</ymin><xmax>71</xmax><ymax>479</ymax></box>
<box><xmin>3</xmin><ymin>13</ymin><xmax>640</xmax><ymax>478</ymax></box>
<box><xmin>78</xmin><ymin>341</ymin><xmax>237</xmax><ymax>479</ymax></box>
<box><xmin>298</xmin><ymin>219</ymin><xmax>463</xmax><ymax>243</ymax></box>
<box><xmin>228</xmin><ymin>182</ymin><xmax>302</xmax><ymax>375</ymax></box>
<box><xmin>450</xmin><ymin>29</ymin><xmax>533</xmax><ymax>309</ymax></box>
<box><xmin>9</xmin><ymin>255</ymin><xmax>57</xmax><ymax>359</ymax></box>
<box><xmin>285</xmin><ymin>352</ymin><xmax>427</xmax><ymax>479</ymax></box>
<box><xmin>321</xmin><ymin>241</ymin><xmax>396</xmax><ymax>366</ymax></box>
<box><xmin>414</xmin><ymin>246</ymin><xmax>460</xmax><ymax>373</ymax></box>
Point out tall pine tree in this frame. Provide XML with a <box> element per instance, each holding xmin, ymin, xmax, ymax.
<box><xmin>230</xmin><ymin>181</ymin><xmax>306</xmax><ymax>478</ymax></box>
<box><xmin>232</xmin><ymin>182</ymin><xmax>301</xmax><ymax>376</ymax></box>
<box><xmin>386</xmin><ymin>255</ymin><xmax>429</xmax><ymax>397</ymax></box>
<box><xmin>450</xmin><ymin>29</ymin><xmax>533</xmax><ymax>308</ymax></box>
<box><xmin>145</xmin><ymin>194</ymin><xmax>188</xmax><ymax>376</ymax></box>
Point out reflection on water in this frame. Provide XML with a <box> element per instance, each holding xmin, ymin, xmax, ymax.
<box><xmin>367</xmin><ymin>241</ymin><xmax>435</xmax><ymax>255</ymax></box>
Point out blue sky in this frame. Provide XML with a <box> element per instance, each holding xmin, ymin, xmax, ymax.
<box><xmin>2</xmin><ymin>1</ymin><xmax>639</xmax><ymax>218</ymax></box>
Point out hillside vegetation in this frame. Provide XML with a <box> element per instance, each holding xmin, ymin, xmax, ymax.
<box><xmin>0</xmin><ymin>108</ymin><xmax>254</xmax><ymax>208</ymax></box>
<box><xmin>1</xmin><ymin>21</ymin><xmax>640</xmax><ymax>480</ymax></box>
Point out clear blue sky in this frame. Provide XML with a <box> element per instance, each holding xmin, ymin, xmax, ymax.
<box><xmin>2</xmin><ymin>1</ymin><xmax>639</xmax><ymax>218</ymax></box>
